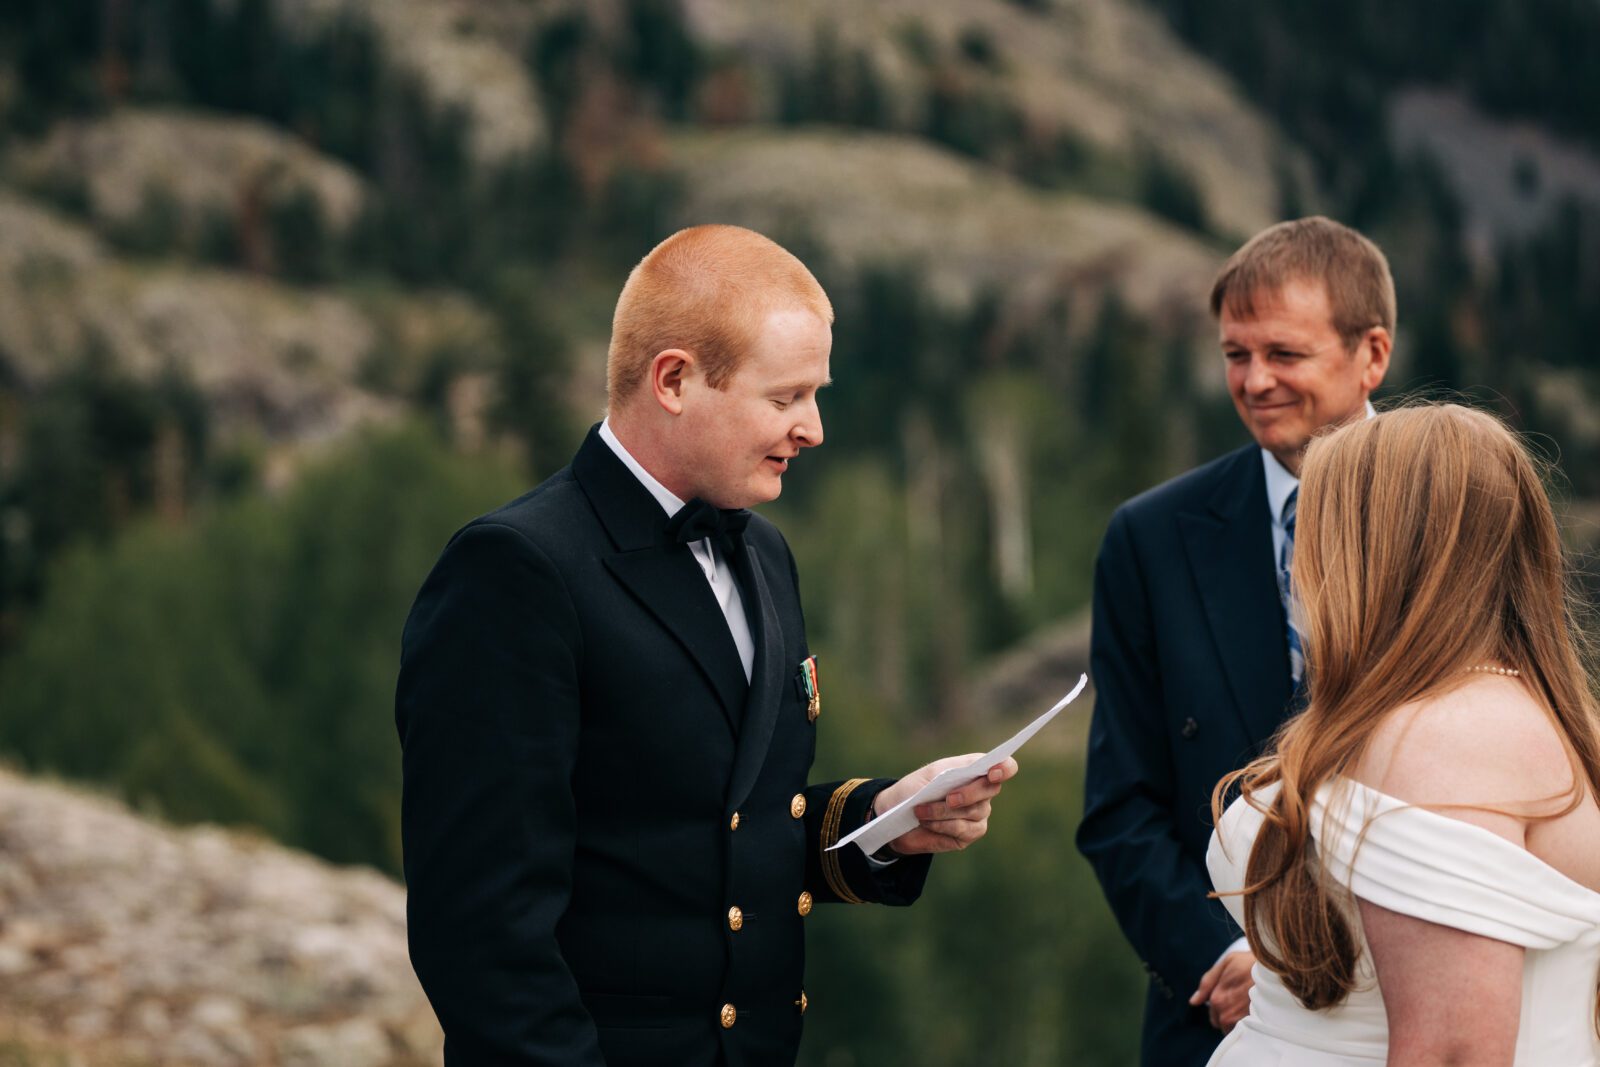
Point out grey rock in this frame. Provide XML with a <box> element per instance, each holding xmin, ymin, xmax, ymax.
<box><xmin>0</xmin><ymin>768</ymin><xmax>443</xmax><ymax>1065</ymax></box>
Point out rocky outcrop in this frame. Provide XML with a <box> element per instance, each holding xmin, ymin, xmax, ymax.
<box><xmin>0</xmin><ymin>192</ymin><xmax>510</xmax><ymax>448</ymax></box>
<box><xmin>684</xmin><ymin>0</ymin><xmax>1298</xmax><ymax>240</ymax></box>
<box><xmin>0</xmin><ymin>191</ymin><xmax>391</xmax><ymax>443</ymax></box>
<box><xmin>666</xmin><ymin>127</ymin><xmax>1224</xmax><ymax>328</ymax></box>
<box><xmin>963</xmin><ymin>611</ymin><xmax>1093</xmax><ymax>745</ymax></box>
<box><xmin>0</xmin><ymin>768</ymin><xmax>442</xmax><ymax>1066</ymax></box>
<box><xmin>269</xmin><ymin>0</ymin><xmax>549</xmax><ymax>165</ymax></box>
<box><xmin>1389</xmin><ymin>87</ymin><xmax>1600</xmax><ymax>260</ymax></box>
<box><xmin>9</xmin><ymin>108</ymin><xmax>369</xmax><ymax>245</ymax></box>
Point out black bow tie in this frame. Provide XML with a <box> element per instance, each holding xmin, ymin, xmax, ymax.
<box><xmin>666</xmin><ymin>499</ymin><xmax>752</xmax><ymax>546</ymax></box>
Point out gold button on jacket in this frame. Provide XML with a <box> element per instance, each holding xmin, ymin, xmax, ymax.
<box><xmin>797</xmin><ymin>991</ymin><xmax>808</xmax><ymax>1015</ymax></box>
<box><xmin>789</xmin><ymin>793</ymin><xmax>806</xmax><ymax>819</ymax></box>
<box><xmin>729</xmin><ymin>812</ymin><xmax>741</xmax><ymax>831</ymax></box>
<box><xmin>727</xmin><ymin>905</ymin><xmax>743</xmax><ymax>932</ymax></box>
<box><xmin>797</xmin><ymin>891</ymin><xmax>813</xmax><ymax>916</ymax></box>
<box><xmin>720</xmin><ymin>1003</ymin><xmax>737</xmax><ymax>1029</ymax></box>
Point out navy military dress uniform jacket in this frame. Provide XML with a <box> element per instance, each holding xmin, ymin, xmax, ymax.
<box><xmin>1075</xmin><ymin>444</ymin><xmax>1296</xmax><ymax>1067</ymax></box>
<box><xmin>396</xmin><ymin>425</ymin><xmax>930</xmax><ymax>1066</ymax></box>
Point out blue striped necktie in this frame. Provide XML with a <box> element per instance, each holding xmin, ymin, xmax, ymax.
<box><xmin>1279</xmin><ymin>487</ymin><xmax>1305</xmax><ymax>688</ymax></box>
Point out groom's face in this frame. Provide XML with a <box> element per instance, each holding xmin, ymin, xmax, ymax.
<box><xmin>678</xmin><ymin>307</ymin><xmax>831</xmax><ymax>509</ymax></box>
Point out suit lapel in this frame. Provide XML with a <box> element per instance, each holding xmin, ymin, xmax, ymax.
<box><xmin>604</xmin><ymin>549</ymin><xmax>748</xmax><ymax>732</ymax></box>
<box><xmin>575</xmin><ymin>426</ymin><xmax>748</xmax><ymax>731</ymax></box>
<box><xmin>1178</xmin><ymin>447</ymin><xmax>1293</xmax><ymax>745</ymax></box>
<box><xmin>723</xmin><ymin>537</ymin><xmax>785</xmax><ymax>812</ymax></box>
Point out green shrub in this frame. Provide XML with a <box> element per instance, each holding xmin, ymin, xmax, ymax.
<box><xmin>0</xmin><ymin>424</ymin><xmax>527</xmax><ymax>870</ymax></box>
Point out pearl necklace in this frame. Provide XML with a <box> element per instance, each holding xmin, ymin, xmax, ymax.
<box><xmin>1467</xmin><ymin>664</ymin><xmax>1521</xmax><ymax>677</ymax></box>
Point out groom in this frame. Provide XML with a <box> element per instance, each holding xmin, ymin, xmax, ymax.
<box><xmin>396</xmin><ymin>224</ymin><xmax>1017</xmax><ymax>1066</ymax></box>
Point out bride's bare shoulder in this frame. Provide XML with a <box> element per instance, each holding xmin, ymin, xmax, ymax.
<box><xmin>1355</xmin><ymin>675</ymin><xmax>1576</xmax><ymax>825</ymax></box>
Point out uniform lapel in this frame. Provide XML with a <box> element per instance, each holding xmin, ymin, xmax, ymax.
<box><xmin>604</xmin><ymin>550</ymin><xmax>748</xmax><ymax>732</ymax></box>
<box><xmin>1178</xmin><ymin>447</ymin><xmax>1294</xmax><ymax>745</ymax></box>
<box><xmin>574</xmin><ymin>426</ymin><xmax>748</xmax><ymax>731</ymax></box>
<box><xmin>723</xmin><ymin>537</ymin><xmax>785</xmax><ymax>812</ymax></box>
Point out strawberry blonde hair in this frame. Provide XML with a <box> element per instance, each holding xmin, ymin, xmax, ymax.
<box><xmin>606</xmin><ymin>224</ymin><xmax>834</xmax><ymax>407</ymax></box>
<box><xmin>1214</xmin><ymin>404</ymin><xmax>1600</xmax><ymax>1016</ymax></box>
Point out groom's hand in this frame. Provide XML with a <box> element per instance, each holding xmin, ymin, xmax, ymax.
<box><xmin>1190</xmin><ymin>949</ymin><xmax>1255</xmax><ymax>1032</ymax></box>
<box><xmin>871</xmin><ymin>755</ymin><xmax>1019</xmax><ymax>855</ymax></box>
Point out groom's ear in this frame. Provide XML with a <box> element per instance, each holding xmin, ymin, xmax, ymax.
<box><xmin>649</xmin><ymin>349</ymin><xmax>694</xmax><ymax>415</ymax></box>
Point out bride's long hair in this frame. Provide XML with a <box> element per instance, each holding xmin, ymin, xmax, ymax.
<box><xmin>1213</xmin><ymin>403</ymin><xmax>1600</xmax><ymax>1016</ymax></box>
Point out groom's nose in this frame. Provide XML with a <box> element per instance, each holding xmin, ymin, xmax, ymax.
<box><xmin>793</xmin><ymin>401</ymin><xmax>823</xmax><ymax>448</ymax></box>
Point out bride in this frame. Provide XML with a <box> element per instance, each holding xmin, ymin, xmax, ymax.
<box><xmin>1206</xmin><ymin>404</ymin><xmax>1600</xmax><ymax>1065</ymax></box>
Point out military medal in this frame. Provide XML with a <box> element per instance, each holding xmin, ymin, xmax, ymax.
<box><xmin>801</xmin><ymin>655</ymin><xmax>821</xmax><ymax>722</ymax></box>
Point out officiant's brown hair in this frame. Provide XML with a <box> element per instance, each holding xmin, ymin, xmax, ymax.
<box><xmin>606</xmin><ymin>225</ymin><xmax>834</xmax><ymax>407</ymax></box>
<box><xmin>1213</xmin><ymin>403</ymin><xmax>1600</xmax><ymax>1021</ymax></box>
<box><xmin>1210</xmin><ymin>215</ymin><xmax>1397</xmax><ymax>353</ymax></box>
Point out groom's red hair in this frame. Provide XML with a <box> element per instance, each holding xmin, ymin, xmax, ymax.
<box><xmin>606</xmin><ymin>225</ymin><xmax>833</xmax><ymax>409</ymax></box>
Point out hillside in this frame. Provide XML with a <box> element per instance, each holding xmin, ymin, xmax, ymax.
<box><xmin>666</xmin><ymin>127</ymin><xmax>1223</xmax><ymax>320</ymax></box>
<box><xmin>0</xmin><ymin>3</ymin><xmax>1596</xmax><ymax>1062</ymax></box>
<box><xmin>0</xmin><ymin>190</ymin><xmax>384</xmax><ymax>441</ymax></box>
<box><xmin>0</xmin><ymin>768</ymin><xmax>441</xmax><ymax>1066</ymax></box>
<box><xmin>0</xmin><ymin>0</ymin><xmax>1287</xmax><ymax>394</ymax></box>
<box><xmin>683</xmin><ymin>0</ymin><xmax>1296</xmax><ymax>239</ymax></box>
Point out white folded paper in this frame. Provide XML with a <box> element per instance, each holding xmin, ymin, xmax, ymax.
<box><xmin>828</xmin><ymin>673</ymin><xmax>1089</xmax><ymax>856</ymax></box>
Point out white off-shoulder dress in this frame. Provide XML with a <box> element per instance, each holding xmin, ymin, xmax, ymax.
<box><xmin>1207</xmin><ymin>778</ymin><xmax>1600</xmax><ymax>1066</ymax></box>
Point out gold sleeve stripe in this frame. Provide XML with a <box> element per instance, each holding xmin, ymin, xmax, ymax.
<box><xmin>820</xmin><ymin>778</ymin><xmax>871</xmax><ymax>904</ymax></box>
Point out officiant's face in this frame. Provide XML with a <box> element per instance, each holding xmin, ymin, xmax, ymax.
<box><xmin>1221</xmin><ymin>278</ymin><xmax>1388</xmax><ymax>473</ymax></box>
<box><xmin>680</xmin><ymin>306</ymin><xmax>831</xmax><ymax>508</ymax></box>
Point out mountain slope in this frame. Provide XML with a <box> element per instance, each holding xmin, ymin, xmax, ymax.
<box><xmin>684</xmin><ymin>0</ymin><xmax>1296</xmax><ymax>238</ymax></box>
<box><xmin>0</xmin><ymin>767</ymin><xmax>441</xmax><ymax>1066</ymax></box>
<box><xmin>667</xmin><ymin>126</ymin><xmax>1225</xmax><ymax>321</ymax></box>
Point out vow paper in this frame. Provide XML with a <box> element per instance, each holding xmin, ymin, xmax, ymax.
<box><xmin>829</xmin><ymin>673</ymin><xmax>1089</xmax><ymax>856</ymax></box>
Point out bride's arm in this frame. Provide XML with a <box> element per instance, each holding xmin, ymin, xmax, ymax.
<box><xmin>1360</xmin><ymin>900</ymin><xmax>1522</xmax><ymax>1067</ymax></box>
<box><xmin>1355</xmin><ymin>678</ymin><xmax>1570</xmax><ymax>1066</ymax></box>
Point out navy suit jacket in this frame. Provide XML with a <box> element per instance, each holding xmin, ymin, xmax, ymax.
<box><xmin>1076</xmin><ymin>444</ymin><xmax>1296</xmax><ymax>1067</ymax></box>
<box><xmin>397</xmin><ymin>425</ymin><xmax>930</xmax><ymax>1066</ymax></box>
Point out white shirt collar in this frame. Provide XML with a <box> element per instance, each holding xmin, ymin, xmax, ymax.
<box><xmin>599</xmin><ymin>418</ymin><xmax>686</xmax><ymax>519</ymax></box>
<box><xmin>1261</xmin><ymin>400</ymin><xmax>1376</xmax><ymax>523</ymax></box>
<box><xmin>1262</xmin><ymin>449</ymin><xmax>1299</xmax><ymax>525</ymax></box>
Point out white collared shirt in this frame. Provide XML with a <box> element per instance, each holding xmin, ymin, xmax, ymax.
<box><xmin>599</xmin><ymin>419</ymin><xmax>755</xmax><ymax>682</ymax></box>
<box><xmin>1262</xmin><ymin>450</ymin><xmax>1299</xmax><ymax>562</ymax></box>
<box><xmin>1259</xmin><ymin>400</ymin><xmax>1377</xmax><ymax>550</ymax></box>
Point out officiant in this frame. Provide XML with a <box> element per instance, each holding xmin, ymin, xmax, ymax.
<box><xmin>396</xmin><ymin>223</ymin><xmax>1018</xmax><ymax>1067</ymax></box>
<box><xmin>1076</xmin><ymin>216</ymin><xmax>1396</xmax><ymax>1067</ymax></box>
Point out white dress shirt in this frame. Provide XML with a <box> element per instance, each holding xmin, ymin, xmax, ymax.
<box><xmin>599</xmin><ymin>419</ymin><xmax>755</xmax><ymax>682</ymax></box>
<box><xmin>1262</xmin><ymin>449</ymin><xmax>1299</xmax><ymax>565</ymax></box>
<box><xmin>1261</xmin><ymin>399</ymin><xmax>1375</xmax><ymax>557</ymax></box>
